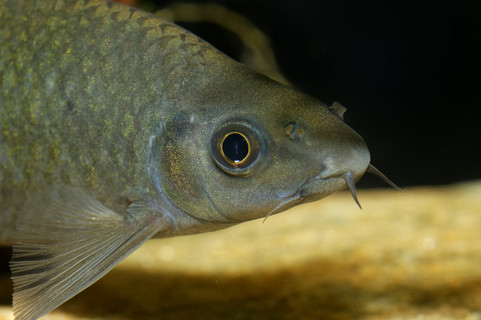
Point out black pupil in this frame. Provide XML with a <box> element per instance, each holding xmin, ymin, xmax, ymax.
<box><xmin>223</xmin><ymin>133</ymin><xmax>249</xmax><ymax>163</ymax></box>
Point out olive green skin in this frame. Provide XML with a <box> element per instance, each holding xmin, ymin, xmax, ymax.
<box><xmin>0</xmin><ymin>0</ymin><xmax>370</xmax><ymax>243</ymax></box>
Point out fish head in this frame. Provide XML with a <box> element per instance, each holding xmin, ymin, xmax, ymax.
<box><xmin>155</xmin><ymin>70</ymin><xmax>370</xmax><ymax>231</ymax></box>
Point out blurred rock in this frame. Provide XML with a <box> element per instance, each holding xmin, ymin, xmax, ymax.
<box><xmin>1</xmin><ymin>181</ymin><xmax>481</xmax><ymax>319</ymax></box>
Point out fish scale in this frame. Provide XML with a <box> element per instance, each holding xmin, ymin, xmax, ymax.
<box><xmin>0</xmin><ymin>0</ymin><xmax>218</xmax><ymax>242</ymax></box>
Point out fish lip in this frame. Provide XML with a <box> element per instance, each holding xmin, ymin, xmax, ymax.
<box><xmin>299</xmin><ymin>171</ymin><xmax>354</xmax><ymax>199</ymax></box>
<box><xmin>263</xmin><ymin>170</ymin><xmax>359</xmax><ymax>221</ymax></box>
<box><xmin>264</xmin><ymin>173</ymin><xmax>342</xmax><ymax>218</ymax></box>
<box><xmin>271</xmin><ymin>173</ymin><xmax>340</xmax><ymax>210</ymax></box>
<box><xmin>299</xmin><ymin>168</ymin><xmax>368</xmax><ymax>209</ymax></box>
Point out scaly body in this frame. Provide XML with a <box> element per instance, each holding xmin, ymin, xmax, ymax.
<box><xmin>0</xmin><ymin>0</ymin><xmax>238</xmax><ymax>241</ymax></box>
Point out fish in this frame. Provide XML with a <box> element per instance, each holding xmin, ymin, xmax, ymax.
<box><xmin>0</xmin><ymin>0</ymin><xmax>399</xmax><ymax>319</ymax></box>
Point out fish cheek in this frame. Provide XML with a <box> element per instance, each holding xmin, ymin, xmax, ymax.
<box><xmin>159</xmin><ymin>133</ymin><xmax>204</xmax><ymax>202</ymax></box>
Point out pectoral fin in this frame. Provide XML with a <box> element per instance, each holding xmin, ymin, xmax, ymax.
<box><xmin>10</xmin><ymin>187</ymin><xmax>168</xmax><ymax>320</ymax></box>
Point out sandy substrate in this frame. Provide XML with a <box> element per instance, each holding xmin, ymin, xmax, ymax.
<box><xmin>1</xmin><ymin>181</ymin><xmax>481</xmax><ymax>319</ymax></box>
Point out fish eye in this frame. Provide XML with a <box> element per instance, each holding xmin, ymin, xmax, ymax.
<box><xmin>211</xmin><ymin>121</ymin><xmax>261</xmax><ymax>176</ymax></box>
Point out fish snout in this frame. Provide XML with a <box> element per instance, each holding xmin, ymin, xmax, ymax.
<box><xmin>299</xmin><ymin>128</ymin><xmax>371</xmax><ymax>206</ymax></box>
<box><xmin>331</xmin><ymin>134</ymin><xmax>371</xmax><ymax>183</ymax></box>
<box><xmin>322</xmin><ymin>131</ymin><xmax>371</xmax><ymax>207</ymax></box>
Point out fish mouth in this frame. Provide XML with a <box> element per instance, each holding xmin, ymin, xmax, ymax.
<box><xmin>299</xmin><ymin>170</ymin><xmax>362</xmax><ymax>206</ymax></box>
<box><xmin>262</xmin><ymin>170</ymin><xmax>358</xmax><ymax>222</ymax></box>
<box><xmin>300</xmin><ymin>164</ymin><xmax>401</xmax><ymax>209</ymax></box>
<box><xmin>262</xmin><ymin>164</ymin><xmax>401</xmax><ymax>222</ymax></box>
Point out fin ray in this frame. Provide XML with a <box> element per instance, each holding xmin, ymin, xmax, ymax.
<box><xmin>10</xmin><ymin>187</ymin><xmax>168</xmax><ymax>320</ymax></box>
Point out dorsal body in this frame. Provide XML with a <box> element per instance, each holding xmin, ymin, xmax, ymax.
<box><xmin>0</xmin><ymin>1</ymin><xmax>370</xmax><ymax>319</ymax></box>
